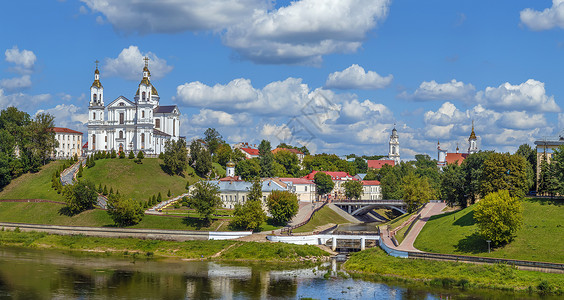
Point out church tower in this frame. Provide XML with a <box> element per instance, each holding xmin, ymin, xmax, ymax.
<box><xmin>468</xmin><ymin>121</ymin><xmax>478</xmax><ymax>154</ymax></box>
<box><xmin>226</xmin><ymin>160</ymin><xmax>235</xmax><ymax>177</ymax></box>
<box><xmin>388</xmin><ymin>126</ymin><xmax>400</xmax><ymax>165</ymax></box>
<box><xmin>88</xmin><ymin>60</ymin><xmax>105</xmax><ymax>152</ymax></box>
<box><xmin>134</xmin><ymin>57</ymin><xmax>160</xmax><ymax>108</ymax></box>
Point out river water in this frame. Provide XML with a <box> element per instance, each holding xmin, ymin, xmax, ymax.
<box><xmin>0</xmin><ymin>246</ymin><xmax>541</xmax><ymax>299</ymax></box>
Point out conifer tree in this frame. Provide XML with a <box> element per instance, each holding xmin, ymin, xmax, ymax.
<box><xmin>157</xmin><ymin>192</ymin><xmax>162</xmax><ymax>203</ymax></box>
<box><xmin>103</xmin><ymin>185</ymin><xmax>108</xmax><ymax>195</ymax></box>
<box><xmin>128</xmin><ymin>150</ymin><xmax>135</xmax><ymax>159</ymax></box>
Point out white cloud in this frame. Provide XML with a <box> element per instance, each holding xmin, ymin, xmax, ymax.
<box><xmin>104</xmin><ymin>46</ymin><xmax>173</xmax><ymax>81</ymax></box>
<box><xmin>559</xmin><ymin>113</ymin><xmax>564</xmax><ymax>130</ymax></box>
<box><xmin>520</xmin><ymin>0</ymin><xmax>564</xmax><ymax>31</ymax></box>
<box><xmin>5</xmin><ymin>46</ymin><xmax>36</xmax><ymax>69</ymax></box>
<box><xmin>81</xmin><ymin>0</ymin><xmax>269</xmax><ymax>33</ymax></box>
<box><xmin>423</xmin><ymin>102</ymin><xmax>468</xmax><ymax>126</ymax></box>
<box><xmin>497</xmin><ymin>111</ymin><xmax>546</xmax><ymax>130</ymax></box>
<box><xmin>325</xmin><ymin>64</ymin><xmax>392</xmax><ymax>90</ymax></box>
<box><xmin>175</xmin><ymin>78</ymin><xmax>257</xmax><ymax>107</ymax></box>
<box><xmin>0</xmin><ymin>88</ymin><xmax>50</xmax><ymax>110</ymax></box>
<box><xmin>337</xmin><ymin>99</ymin><xmax>393</xmax><ymax>124</ymax></box>
<box><xmin>477</xmin><ymin>79</ymin><xmax>560</xmax><ymax>112</ymax></box>
<box><xmin>0</xmin><ymin>75</ymin><xmax>31</xmax><ymax>91</ymax></box>
<box><xmin>400</xmin><ymin>79</ymin><xmax>476</xmax><ymax>102</ymax></box>
<box><xmin>222</xmin><ymin>0</ymin><xmax>391</xmax><ymax>64</ymax></box>
<box><xmin>190</xmin><ymin>109</ymin><xmax>251</xmax><ymax>127</ymax></box>
<box><xmin>35</xmin><ymin>104</ymin><xmax>88</xmax><ymax>134</ymax></box>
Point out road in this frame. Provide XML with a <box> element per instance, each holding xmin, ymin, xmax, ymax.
<box><xmin>59</xmin><ymin>158</ymin><xmax>108</xmax><ymax>209</ymax></box>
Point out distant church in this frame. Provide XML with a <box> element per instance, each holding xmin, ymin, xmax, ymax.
<box><xmin>87</xmin><ymin>58</ymin><xmax>180</xmax><ymax>155</ymax></box>
<box><xmin>437</xmin><ymin>122</ymin><xmax>478</xmax><ymax>168</ymax></box>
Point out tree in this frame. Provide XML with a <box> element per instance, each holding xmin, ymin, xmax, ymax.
<box><xmin>515</xmin><ymin>144</ymin><xmax>537</xmax><ymax>191</ymax></box>
<box><xmin>234</xmin><ymin>158</ymin><xmax>261</xmax><ymax>180</ymax></box>
<box><xmin>28</xmin><ymin>113</ymin><xmax>57</xmax><ymax>165</ymax></box>
<box><xmin>314</xmin><ymin>172</ymin><xmax>335</xmax><ymax>197</ymax></box>
<box><xmin>474</xmin><ymin>190</ymin><xmax>523</xmax><ymax>246</ymax></box>
<box><xmin>267</xmin><ymin>190</ymin><xmax>299</xmax><ymax>225</ymax></box>
<box><xmin>194</xmin><ymin>148</ymin><xmax>212</xmax><ymax>177</ymax></box>
<box><xmin>103</xmin><ymin>185</ymin><xmax>108</xmax><ymax>195</ymax></box>
<box><xmin>343</xmin><ymin>180</ymin><xmax>363</xmax><ymax>200</ymax></box>
<box><xmin>479</xmin><ymin>152</ymin><xmax>528</xmax><ymax>199</ymax></box>
<box><xmin>203</xmin><ymin>128</ymin><xmax>224</xmax><ymax>156</ymax></box>
<box><xmin>111</xmin><ymin>149</ymin><xmax>117</xmax><ymax>158</ymax></box>
<box><xmin>62</xmin><ymin>179</ymin><xmax>98</xmax><ymax>214</ymax></box>
<box><xmin>353</xmin><ymin>157</ymin><xmax>368</xmax><ymax>174</ymax></box>
<box><xmin>273</xmin><ymin>150</ymin><xmax>300</xmax><ymax>177</ymax></box>
<box><xmin>77</xmin><ymin>163</ymin><xmax>83</xmax><ymax>178</ymax></box>
<box><xmin>461</xmin><ymin>151</ymin><xmax>494</xmax><ymax>204</ymax></box>
<box><xmin>230</xmin><ymin>178</ymin><xmax>266</xmax><ymax>231</ymax></box>
<box><xmin>163</xmin><ymin>139</ymin><xmax>188</xmax><ymax>175</ymax></box>
<box><xmin>440</xmin><ymin>163</ymin><xmax>466</xmax><ymax>207</ymax></box>
<box><xmin>551</xmin><ymin>145</ymin><xmax>564</xmax><ymax>195</ymax></box>
<box><xmin>119</xmin><ymin>150</ymin><xmax>125</xmax><ymax>159</ymax></box>
<box><xmin>401</xmin><ymin>172</ymin><xmax>435</xmax><ymax>212</ymax></box>
<box><xmin>106</xmin><ymin>194</ymin><xmax>145</xmax><ymax>227</ymax></box>
<box><xmin>380</xmin><ymin>164</ymin><xmax>405</xmax><ymax>200</ymax></box>
<box><xmin>128</xmin><ymin>150</ymin><xmax>135</xmax><ymax>159</ymax></box>
<box><xmin>258</xmin><ymin>140</ymin><xmax>274</xmax><ymax>177</ymax></box>
<box><xmin>189</xmin><ymin>181</ymin><xmax>222</xmax><ymax>224</ymax></box>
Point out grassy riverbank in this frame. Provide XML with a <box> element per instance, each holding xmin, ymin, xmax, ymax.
<box><xmin>415</xmin><ymin>198</ymin><xmax>564</xmax><ymax>263</ymax></box>
<box><xmin>0</xmin><ymin>229</ymin><xmax>329</xmax><ymax>262</ymax></box>
<box><xmin>292</xmin><ymin>206</ymin><xmax>350</xmax><ymax>233</ymax></box>
<box><xmin>344</xmin><ymin>248</ymin><xmax>563</xmax><ymax>295</ymax></box>
<box><xmin>0</xmin><ymin>160</ymin><xmax>65</xmax><ymax>201</ymax></box>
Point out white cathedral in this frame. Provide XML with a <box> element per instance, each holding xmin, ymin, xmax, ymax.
<box><xmin>87</xmin><ymin>58</ymin><xmax>181</xmax><ymax>155</ymax></box>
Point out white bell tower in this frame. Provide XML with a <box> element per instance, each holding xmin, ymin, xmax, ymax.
<box><xmin>388</xmin><ymin>126</ymin><xmax>400</xmax><ymax>165</ymax></box>
<box><xmin>468</xmin><ymin>121</ymin><xmax>478</xmax><ymax>154</ymax></box>
<box><xmin>88</xmin><ymin>60</ymin><xmax>105</xmax><ymax>152</ymax></box>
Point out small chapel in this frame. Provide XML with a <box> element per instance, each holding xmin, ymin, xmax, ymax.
<box><xmin>437</xmin><ymin>122</ymin><xmax>478</xmax><ymax>168</ymax></box>
<box><xmin>87</xmin><ymin>58</ymin><xmax>181</xmax><ymax>155</ymax></box>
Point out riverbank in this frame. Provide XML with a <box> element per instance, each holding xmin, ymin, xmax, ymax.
<box><xmin>0</xmin><ymin>228</ymin><xmax>329</xmax><ymax>263</ymax></box>
<box><xmin>344</xmin><ymin>247</ymin><xmax>564</xmax><ymax>296</ymax></box>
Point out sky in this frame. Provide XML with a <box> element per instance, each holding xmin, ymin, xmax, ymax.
<box><xmin>1</xmin><ymin>0</ymin><xmax>564</xmax><ymax>160</ymax></box>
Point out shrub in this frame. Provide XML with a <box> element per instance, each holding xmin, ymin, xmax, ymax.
<box><xmin>111</xmin><ymin>150</ymin><xmax>117</xmax><ymax>159</ymax></box>
<box><xmin>167</xmin><ymin>189</ymin><xmax>171</xmax><ymax>197</ymax></box>
<box><xmin>128</xmin><ymin>151</ymin><xmax>135</xmax><ymax>159</ymax></box>
<box><xmin>106</xmin><ymin>194</ymin><xmax>145</xmax><ymax>227</ymax></box>
<box><xmin>119</xmin><ymin>151</ymin><xmax>125</xmax><ymax>159</ymax></box>
<box><xmin>157</xmin><ymin>192</ymin><xmax>162</xmax><ymax>203</ymax></box>
<box><xmin>137</xmin><ymin>151</ymin><xmax>144</xmax><ymax>159</ymax></box>
<box><xmin>103</xmin><ymin>185</ymin><xmax>108</xmax><ymax>196</ymax></box>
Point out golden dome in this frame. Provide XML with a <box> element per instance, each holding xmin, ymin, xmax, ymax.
<box><xmin>94</xmin><ymin>68</ymin><xmax>100</xmax><ymax>74</ymax></box>
<box><xmin>91</xmin><ymin>79</ymin><xmax>102</xmax><ymax>88</ymax></box>
<box><xmin>469</xmin><ymin>122</ymin><xmax>477</xmax><ymax>140</ymax></box>
<box><xmin>226</xmin><ymin>161</ymin><xmax>235</xmax><ymax>168</ymax></box>
<box><xmin>152</xmin><ymin>85</ymin><xmax>158</xmax><ymax>96</ymax></box>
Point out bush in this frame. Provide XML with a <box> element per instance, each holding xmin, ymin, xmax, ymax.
<box><xmin>137</xmin><ymin>151</ymin><xmax>144</xmax><ymax>159</ymax></box>
<box><xmin>111</xmin><ymin>150</ymin><xmax>117</xmax><ymax>159</ymax></box>
<box><xmin>128</xmin><ymin>151</ymin><xmax>135</xmax><ymax>159</ymax></box>
<box><xmin>62</xmin><ymin>179</ymin><xmax>98</xmax><ymax>214</ymax></box>
<box><xmin>267</xmin><ymin>190</ymin><xmax>299</xmax><ymax>225</ymax></box>
<box><xmin>119</xmin><ymin>151</ymin><xmax>125</xmax><ymax>159</ymax></box>
<box><xmin>103</xmin><ymin>185</ymin><xmax>108</xmax><ymax>196</ymax></box>
<box><xmin>106</xmin><ymin>194</ymin><xmax>145</xmax><ymax>227</ymax></box>
<box><xmin>167</xmin><ymin>189</ymin><xmax>171</xmax><ymax>197</ymax></box>
<box><xmin>474</xmin><ymin>190</ymin><xmax>523</xmax><ymax>246</ymax></box>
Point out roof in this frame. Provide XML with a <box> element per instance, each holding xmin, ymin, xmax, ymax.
<box><xmin>367</xmin><ymin>159</ymin><xmax>395</xmax><ymax>169</ymax></box>
<box><xmin>362</xmin><ymin>180</ymin><xmax>381</xmax><ymax>186</ymax></box>
<box><xmin>354</xmin><ymin>173</ymin><xmax>367</xmax><ymax>180</ymax></box>
<box><xmin>153</xmin><ymin>128</ymin><xmax>171</xmax><ymax>137</ymax></box>
<box><xmin>214</xmin><ymin>179</ymin><xmax>287</xmax><ymax>192</ymax></box>
<box><xmin>154</xmin><ymin>105</ymin><xmax>177</xmax><ymax>114</ymax></box>
<box><xmin>272</xmin><ymin>148</ymin><xmax>304</xmax><ymax>155</ymax></box>
<box><xmin>82</xmin><ymin>142</ymin><xmax>88</xmax><ymax>149</ymax></box>
<box><xmin>219</xmin><ymin>176</ymin><xmax>242</xmax><ymax>181</ymax></box>
<box><xmin>302</xmin><ymin>170</ymin><xmax>356</xmax><ymax>181</ymax></box>
<box><xmin>445</xmin><ymin>153</ymin><xmax>469</xmax><ymax>165</ymax></box>
<box><xmin>279</xmin><ymin>177</ymin><xmax>314</xmax><ymax>185</ymax></box>
<box><xmin>50</xmin><ymin>127</ymin><xmax>82</xmax><ymax>134</ymax></box>
<box><xmin>240</xmin><ymin>147</ymin><xmax>259</xmax><ymax>156</ymax></box>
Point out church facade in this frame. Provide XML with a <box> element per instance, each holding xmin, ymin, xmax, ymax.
<box><xmin>87</xmin><ymin>59</ymin><xmax>180</xmax><ymax>155</ymax></box>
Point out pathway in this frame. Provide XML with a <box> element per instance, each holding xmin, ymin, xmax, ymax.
<box><xmin>287</xmin><ymin>201</ymin><xmax>323</xmax><ymax>227</ymax></box>
<box><xmin>59</xmin><ymin>158</ymin><xmax>108</xmax><ymax>209</ymax></box>
<box><xmin>145</xmin><ymin>192</ymin><xmax>191</xmax><ymax>214</ymax></box>
<box><xmin>327</xmin><ymin>203</ymin><xmax>362</xmax><ymax>223</ymax></box>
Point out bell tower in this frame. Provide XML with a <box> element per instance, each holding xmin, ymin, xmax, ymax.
<box><xmin>468</xmin><ymin>121</ymin><xmax>478</xmax><ymax>154</ymax></box>
<box><xmin>388</xmin><ymin>126</ymin><xmax>400</xmax><ymax>165</ymax></box>
<box><xmin>88</xmin><ymin>60</ymin><xmax>105</xmax><ymax>152</ymax></box>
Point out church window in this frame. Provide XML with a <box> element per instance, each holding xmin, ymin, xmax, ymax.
<box><xmin>142</xmin><ymin>91</ymin><xmax>146</xmax><ymax>101</ymax></box>
<box><xmin>173</xmin><ymin>121</ymin><xmax>176</xmax><ymax>137</ymax></box>
<box><xmin>142</xmin><ymin>110</ymin><xmax>145</xmax><ymax>118</ymax></box>
<box><xmin>105</xmin><ymin>136</ymin><xmax>107</xmax><ymax>142</ymax></box>
<box><xmin>305</xmin><ymin>186</ymin><xmax>307</xmax><ymax>192</ymax></box>
<box><xmin>93</xmin><ymin>112</ymin><xmax>96</xmax><ymax>120</ymax></box>
<box><xmin>119</xmin><ymin>131</ymin><xmax>123</xmax><ymax>139</ymax></box>
<box><xmin>141</xmin><ymin>133</ymin><xmax>145</xmax><ymax>149</ymax></box>
<box><xmin>92</xmin><ymin>134</ymin><xmax>96</xmax><ymax>147</ymax></box>
<box><xmin>93</xmin><ymin>94</ymin><xmax>97</xmax><ymax>102</ymax></box>
<box><xmin>119</xmin><ymin>113</ymin><xmax>124</xmax><ymax>124</ymax></box>
<box><xmin>155</xmin><ymin>119</ymin><xmax>160</xmax><ymax>128</ymax></box>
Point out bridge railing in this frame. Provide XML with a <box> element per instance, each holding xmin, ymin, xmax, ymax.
<box><xmin>280</xmin><ymin>201</ymin><xmax>328</xmax><ymax>235</ymax></box>
<box><xmin>333</xmin><ymin>199</ymin><xmax>406</xmax><ymax>204</ymax></box>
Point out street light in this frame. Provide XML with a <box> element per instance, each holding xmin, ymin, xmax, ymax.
<box><xmin>486</xmin><ymin>240</ymin><xmax>491</xmax><ymax>253</ymax></box>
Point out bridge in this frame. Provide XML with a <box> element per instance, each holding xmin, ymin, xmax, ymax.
<box><xmin>267</xmin><ymin>233</ymin><xmax>380</xmax><ymax>251</ymax></box>
<box><xmin>332</xmin><ymin>199</ymin><xmax>407</xmax><ymax>215</ymax></box>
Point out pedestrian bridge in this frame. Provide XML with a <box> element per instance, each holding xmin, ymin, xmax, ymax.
<box><xmin>267</xmin><ymin>233</ymin><xmax>379</xmax><ymax>251</ymax></box>
<box><xmin>332</xmin><ymin>199</ymin><xmax>407</xmax><ymax>215</ymax></box>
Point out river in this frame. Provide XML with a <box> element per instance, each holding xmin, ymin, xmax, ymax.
<box><xmin>0</xmin><ymin>246</ymin><xmax>541</xmax><ymax>299</ymax></box>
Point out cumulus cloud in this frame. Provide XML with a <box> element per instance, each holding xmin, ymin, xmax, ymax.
<box><xmin>104</xmin><ymin>46</ymin><xmax>173</xmax><ymax>81</ymax></box>
<box><xmin>5</xmin><ymin>46</ymin><xmax>36</xmax><ymax>70</ymax></box>
<box><xmin>325</xmin><ymin>64</ymin><xmax>392</xmax><ymax>90</ymax></box>
<box><xmin>190</xmin><ymin>109</ymin><xmax>252</xmax><ymax>127</ymax></box>
<box><xmin>0</xmin><ymin>75</ymin><xmax>31</xmax><ymax>91</ymax></box>
<box><xmin>423</xmin><ymin>102</ymin><xmax>468</xmax><ymax>126</ymax></box>
<box><xmin>81</xmin><ymin>0</ymin><xmax>269</xmax><ymax>33</ymax></box>
<box><xmin>337</xmin><ymin>99</ymin><xmax>393</xmax><ymax>124</ymax></box>
<box><xmin>0</xmin><ymin>88</ymin><xmax>50</xmax><ymax>110</ymax></box>
<box><xmin>477</xmin><ymin>79</ymin><xmax>560</xmax><ymax>113</ymax></box>
<box><xmin>497</xmin><ymin>111</ymin><xmax>546</xmax><ymax>130</ymax></box>
<box><xmin>399</xmin><ymin>79</ymin><xmax>476</xmax><ymax>102</ymax></box>
<box><xmin>520</xmin><ymin>0</ymin><xmax>564</xmax><ymax>31</ymax></box>
<box><xmin>222</xmin><ymin>0</ymin><xmax>391</xmax><ymax>64</ymax></box>
<box><xmin>36</xmin><ymin>104</ymin><xmax>88</xmax><ymax>130</ymax></box>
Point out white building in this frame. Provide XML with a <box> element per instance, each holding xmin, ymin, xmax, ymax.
<box><xmin>388</xmin><ymin>127</ymin><xmax>400</xmax><ymax>165</ymax></box>
<box><xmin>360</xmin><ymin>180</ymin><xmax>382</xmax><ymax>200</ymax></box>
<box><xmin>279</xmin><ymin>177</ymin><xmax>316</xmax><ymax>202</ymax></box>
<box><xmin>215</xmin><ymin>178</ymin><xmax>288</xmax><ymax>210</ymax></box>
<box><xmin>51</xmin><ymin>127</ymin><xmax>83</xmax><ymax>159</ymax></box>
<box><xmin>87</xmin><ymin>59</ymin><xmax>180</xmax><ymax>155</ymax></box>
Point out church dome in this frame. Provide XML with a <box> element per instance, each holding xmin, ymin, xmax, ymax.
<box><xmin>226</xmin><ymin>160</ymin><xmax>235</xmax><ymax>168</ymax></box>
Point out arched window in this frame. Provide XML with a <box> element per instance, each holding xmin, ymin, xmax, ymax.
<box><xmin>93</xmin><ymin>112</ymin><xmax>96</xmax><ymax>120</ymax></box>
<box><xmin>92</xmin><ymin>134</ymin><xmax>96</xmax><ymax>147</ymax></box>
<box><xmin>119</xmin><ymin>131</ymin><xmax>123</xmax><ymax>139</ymax></box>
<box><xmin>173</xmin><ymin>120</ymin><xmax>176</xmax><ymax>137</ymax></box>
<box><xmin>142</xmin><ymin>110</ymin><xmax>145</xmax><ymax>118</ymax></box>
<box><xmin>141</xmin><ymin>133</ymin><xmax>145</xmax><ymax>149</ymax></box>
<box><xmin>93</xmin><ymin>94</ymin><xmax>97</xmax><ymax>102</ymax></box>
<box><xmin>98</xmin><ymin>94</ymin><xmax>101</xmax><ymax>102</ymax></box>
<box><xmin>142</xmin><ymin>91</ymin><xmax>146</xmax><ymax>101</ymax></box>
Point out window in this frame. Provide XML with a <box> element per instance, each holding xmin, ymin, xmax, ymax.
<box><xmin>305</xmin><ymin>186</ymin><xmax>307</xmax><ymax>192</ymax></box>
<box><xmin>142</xmin><ymin>110</ymin><xmax>145</xmax><ymax>118</ymax></box>
<box><xmin>141</xmin><ymin>133</ymin><xmax>145</xmax><ymax>149</ymax></box>
<box><xmin>155</xmin><ymin>119</ymin><xmax>160</xmax><ymax>128</ymax></box>
<box><xmin>173</xmin><ymin>121</ymin><xmax>176</xmax><ymax>137</ymax></box>
<box><xmin>93</xmin><ymin>112</ymin><xmax>96</xmax><ymax>120</ymax></box>
<box><xmin>142</xmin><ymin>91</ymin><xmax>146</xmax><ymax>101</ymax></box>
<box><xmin>119</xmin><ymin>131</ymin><xmax>123</xmax><ymax>139</ymax></box>
<box><xmin>92</xmin><ymin>134</ymin><xmax>96</xmax><ymax>147</ymax></box>
<box><xmin>119</xmin><ymin>113</ymin><xmax>124</xmax><ymax>124</ymax></box>
<box><xmin>93</xmin><ymin>94</ymin><xmax>97</xmax><ymax>102</ymax></box>
<box><xmin>105</xmin><ymin>136</ymin><xmax>107</xmax><ymax>142</ymax></box>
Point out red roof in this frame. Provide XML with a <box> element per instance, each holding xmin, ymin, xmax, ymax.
<box><xmin>303</xmin><ymin>170</ymin><xmax>356</xmax><ymax>181</ymax></box>
<box><xmin>367</xmin><ymin>159</ymin><xmax>395</xmax><ymax>169</ymax></box>
<box><xmin>50</xmin><ymin>127</ymin><xmax>82</xmax><ymax>134</ymax></box>
<box><xmin>446</xmin><ymin>153</ymin><xmax>469</xmax><ymax>165</ymax></box>
<box><xmin>240</xmin><ymin>147</ymin><xmax>259</xmax><ymax>156</ymax></box>
<box><xmin>272</xmin><ymin>148</ymin><xmax>304</xmax><ymax>155</ymax></box>
<box><xmin>279</xmin><ymin>177</ymin><xmax>314</xmax><ymax>184</ymax></box>
<box><xmin>219</xmin><ymin>176</ymin><xmax>242</xmax><ymax>181</ymax></box>
<box><xmin>362</xmin><ymin>180</ymin><xmax>381</xmax><ymax>186</ymax></box>
<box><xmin>82</xmin><ymin>142</ymin><xmax>88</xmax><ymax>149</ymax></box>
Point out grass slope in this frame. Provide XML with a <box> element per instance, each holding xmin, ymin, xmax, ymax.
<box><xmin>345</xmin><ymin>247</ymin><xmax>563</xmax><ymax>295</ymax></box>
<box><xmin>82</xmin><ymin>158</ymin><xmax>199</xmax><ymax>202</ymax></box>
<box><xmin>212</xmin><ymin>162</ymin><xmax>226</xmax><ymax>177</ymax></box>
<box><xmin>293</xmin><ymin>205</ymin><xmax>350</xmax><ymax>233</ymax></box>
<box><xmin>414</xmin><ymin>198</ymin><xmax>564</xmax><ymax>263</ymax></box>
<box><xmin>0</xmin><ymin>160</ymin><xmax>65</xmax><ymax>201</ymax></box>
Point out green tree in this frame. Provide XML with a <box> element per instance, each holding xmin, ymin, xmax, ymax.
<box><xmin>551</xmin><ymin>145</ymin><xmax>564</xmax><ymax>195</ymax></box>
<box><xmin>273</xmin><ymin>150</ymin><xmax>300</xmax><ymax>177</ymax></box>
<box><xmin>479</xmin><ymin>152</ymin><xmax>528</xmax><ymax>199</ymax></box>
<box><xmin>266</xmin><ymin>190</ymin><xmax>299</xmax><ymax>225</ymax></box>
<box><xmin>402</xmin><ymin>172</ymin><xmax>435</xmax><ymax>212</ymax></box>
<box><xmin>0</xmin><ymin>153</ymin><xmax>12</xmax><ymax>188</ymax></box>
<box><xmin>474</xmin><ymin>190</ymin><xmax>523</xmax><ymax>246</ymax></box>
<box><xmin>106</xmin><ymin>194</ymin><xmax>145</xmax><ymax>227</ymax></box>
<box><xmin>128</xmin><ymin>150</ymin><xmax>135</xmax><ymax>159</ymax></box>
<box><xmin>214</xmin><ymin>143</ymin><xmax>233</xmax><ymax>166</ymax></box>
<box><xmin>203</xmin><ymin>128</ymin><xmax>224</xmax><ymax>156</ymax></box>
<box><xmin>440</xmin><ymin>163</ymin><xmax>466</xmax><ymax>207</ymax></box>
<box><xmin>343</xmin><ymin>180</ymin><xmax>363</xmax><ymax>200</ymax></box>
<box><xmin>461</xmin><ymin>151</ymin><xmax>494</xmax><ymax>204</ymax></box>
<box><xmin>234</xmin><ymin>158</ymin><xmax>261</xmax><ymax>180</ymax></box>
<box><xmin>157</xmin><ymin>192</ymin><xmax>162</xmax><ymax>203</ymax></box>
<box><xmin>103</xmin><ymin>185</ymin><xmax>108</xmax><ymax>196</ymax></box>
<box><xmin>515</xmin><ymin>144</ymin><xmax>537</xmax><ymax>191</ymax></box>
<box><xmin>77</xmin><ymin>163</ymin><xmax>83</xmax><ymax>178</ymax></box>
<box><xmin>119</xmin><ymin>150</ymin><xmax>125</xmax><ymax>159</ymax></box>
<box><xmin>163</xmin><ymin>139</ymin><xmax>188</xmax><ymax>175</ymax></box>
<box><xmin>62</xmin><ymin>179</ymin><xmax>98</xmax><ymax>214</ymax></box>
<box><xmin>313</xmin><ymin>172</ymin><xmax>335</xmax><ymax>197</ymax></box>
<box><xmin>230</xmin><ymin>178</ymin><xmax>266</xmax><ymax>231</ymax></box>
<box><xmin>28</xmin><ymin>113</ymin><xmax>57</xmax><ymax>165</ymax></box>
<box><xmin>111</xmin><ymin>149</ymin><xmax>117</xmax><ymax>158</ymax></box>
<box><xmin>189</xmin><ymin>181</ymin><xmax>222</xmax><ymax>224</ymax></box>
<box><xmin>380</xmin><ymin>164</ymin><xmax>405</xmax><ymax>200</ymax></box>
<box><xmin>194</xmin><ymin>148</ymin><xmax>212</xmax><ymax>177</ymax></box>
<box><xmin>258</xmin><ymin>140</ymin><xmax>274</xmax><ymax>177</ymax></box>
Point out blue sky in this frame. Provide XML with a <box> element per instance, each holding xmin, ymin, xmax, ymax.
<box><xmin>1</xmin><ymin>0</ymin><xmax>563</xmax><ymax>160</ymax></box>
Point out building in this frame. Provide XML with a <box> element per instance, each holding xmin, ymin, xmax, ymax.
<box><xmin>388</xmin><ymin>127</ymin><xmax>400</xmax><ymax>165</ymax></box>
<box><xmin>214</xmin><ymin>178</ymin><xmax>287</xmax><ymax>210</ymax></box>
<box><xmin>239</xmin><ymin>147</ymin><xmax>259</xmax><ymax>159</ymax></box>
<box><xmin>51</xmin><ymin>127</ymin><xmax>83</xmax><ymax>159</ymax></box>
<box><xmin>87</xmin><ymin>58</ymin><xmax>180</xmax><ymax>155</ymax></box>
<box><xmin>360</xmin><ymin>180</ymin><xmax>382</xmax><ymax>200</ymax></box>
<box><xmin>302</xmin><ymin>170</ymin><xmax>356</xmax><ymax>199</ymax></box>
<box><xmin>279</xmin><ymin>177</ymin><xmax>316</xmax><ymax>202</ymax></box>
<box><xmin>534</xmin><ymin>130</ymin><xmax>564</xmax><ymax>182</ymax></box>
<box><xmin>437</xmin><ymin>123</ymin><xmax>479</xmax><ymax>168</ymax></box>
<box><xmin>367</xmin><ymin>159</ymin><xmax>395</xmax><ymax>170</ymax></box>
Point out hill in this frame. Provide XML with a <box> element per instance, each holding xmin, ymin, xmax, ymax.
<box><xmin>414</xmin><ymin>198</ymin><xmax>564</xmax><ymax>263</ymax></box>
<box><xmin>0</xmin><ymin>160</ymin><xmax>65</xmax><ymax>201</ymax></box>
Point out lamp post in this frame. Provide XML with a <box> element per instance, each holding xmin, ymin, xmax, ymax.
<box><xmin>486</xmin><ymin>240</ymin><xmax>491</xmax><ymax>253</ymax></box>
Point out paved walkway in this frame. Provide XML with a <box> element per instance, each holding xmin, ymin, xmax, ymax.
<box><xmin>60</xmin><ymin>158</ymin><xmax>108</xmax><ymax>209</ymax></box>
<box><xmin>287</xmin><ymin>201</ymin><xmax>323</xmax><ymax>227</ymax></box>
<box><xmin>327</xmin><ymin>203</ymin><xmax>362</xmax><ymax>223</ymax></box>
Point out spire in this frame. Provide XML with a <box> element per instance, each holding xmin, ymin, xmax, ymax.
<box><xmin>91</xmin><ymin>59</ymin><xmax>102</xmax><ymax>88</ymax></box>
<box><xmin>469</xmin><ymin>120</ymin><xmax>477</xmax><ymax>140</ymax></box>
<box><xmin>456</xmin><ymin>143</ymin><xmax>459</xmax><ymax>153</ymax></box>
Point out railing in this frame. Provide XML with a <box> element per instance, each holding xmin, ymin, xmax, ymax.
<box><xmin>280</xmin><ymin>201</ymin><xmax>328</xmax><ymax>234</ymax></box>
<box><xmin>333</xmin><ymin>199</ymin><xmax>406</xmax><ymax>204</ymax></box>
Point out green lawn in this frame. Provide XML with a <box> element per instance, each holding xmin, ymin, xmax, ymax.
<box><xmin>218</xmin><ymin>241</ymin><xmax>329</xmax><ymax>261</ymax></box>
<box><xmin>292</xmin><ymin>205</ymin><xmax>350</xmax><ymax>233</ymax></box>
<box><xmin>212</xmin><ymin>162</ymin><xmax>226</xmax><ymax>177</ymax></box>
<box><xmin>82</xmin><ymin>158</ymin><xmax>199</xmax><ymax>202</ymax></box>
<box><xmin>0</xmin><ymin>160</ymin><xmax>66</xmax><ymax>201</ymax></box>
<box><xmin>414</xmin><ymin>198</ymin><xmax>564</xmax><ymax>263</ymax></box>
<box><xmin>345</xmin><ymin>247</ymin><xmax>563</xmax><ymax>295</ymax></box>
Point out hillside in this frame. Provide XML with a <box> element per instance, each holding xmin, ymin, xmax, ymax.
<box><xmin>81</xmin><ymin>158</ymin><xmax>200</xmax><ymax>202</ymax></box>
<box><xmin>414</xmin><ymin>198</ymin><xmax>564</xmax><ymax>263</ymax></box>
<box><xmin>0</xmin><ymin>160</ymin><xmax>65</xmax><ymax>201</ymax></box>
